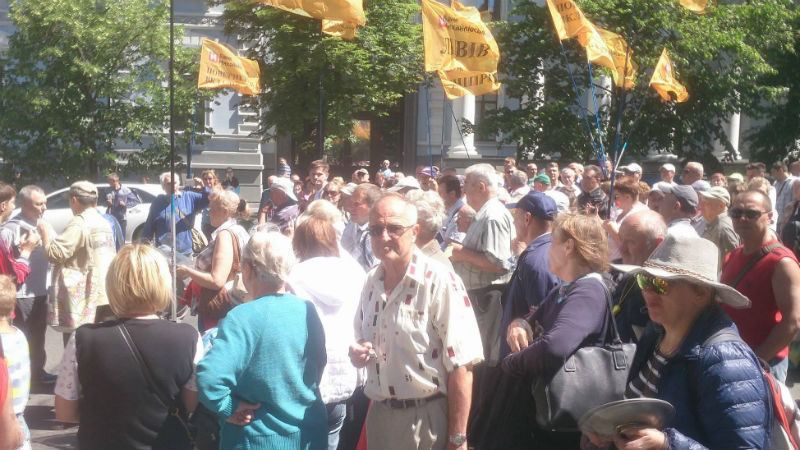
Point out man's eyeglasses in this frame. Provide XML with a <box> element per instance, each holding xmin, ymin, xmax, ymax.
<box><xmin>635</xmin><ymin>273</ymin><xmax>670</xmax><ymax>295</ymax></box>
<box><xmin>728</xmin><ymin>208</ymin><xmax>767</xmax><ymax>220</ymax></box>
<box><xmin>368</xmin><ymin>224</ymin><xmax>413</xmax><ymax>238</ymax></box>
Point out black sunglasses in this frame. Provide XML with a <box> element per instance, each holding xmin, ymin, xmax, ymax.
<box><xmin>728</xmin><ymin>208</ymin><xmax>767</xmax><ymax>220</ymax></box>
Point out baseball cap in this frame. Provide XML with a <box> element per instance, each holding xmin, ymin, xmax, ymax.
<box><xmin>270</xmin><ymin>177</ymin><xmax>297</xmax><ymax>202</ymax></box>
<box><xmin>617</xmin><ymin>163</ymin><xmax>643</xmax><ymax>174</ymax></box>
<box><xmin>533</xmin><ymin>173</ymin><xmax>551</xmax><ymax>185</ymax></box>
<box><xmin>691</xmin><ymin>180</ymin><xmax>711</xmax><ymax>192</ymax></box>
<box><xmin>506</xmin><ymin>191</ymin><xmax>557</xmax><ymax>220</ymax></box>
<box><xmin>699</xmin><ymin>186</ymin><xmax>731</xmax><ymax>206</ymax></box>
<box><xmin>659</xmin><ymin>163</ymin><xmax>676</xmax><ymax>173</ymax></box>
<box><xmin>419</xmin><ymin>166</ymin><xmax>439</xmax><ymax>178</ymax></box>
<box><xmin>387</xmin><ymin>176</ymin><xmax>421</xmax><ymax>192</ymax></box>
<box><xmin>658</xmin><ymin>184</ymin><xmax>698</xmax><ymax>211</ymax></box>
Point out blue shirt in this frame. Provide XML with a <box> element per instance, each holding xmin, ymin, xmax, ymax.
<box><xmin>141</xmin><ymin>190</ymin><xmax>208</xmax><ymax>255</ymax></box>
<box><xmin>499</xmin><ymin>233</ymin><xmax>559</xmax><ymax>358</ymax></box>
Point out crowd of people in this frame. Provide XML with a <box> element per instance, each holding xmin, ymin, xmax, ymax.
<box><xmin>0</xmin><ymin>155</ymin><xmax>798</xmax><ymax>450</ymax></box>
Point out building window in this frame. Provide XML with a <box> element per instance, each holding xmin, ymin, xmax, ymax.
<box><xmin>479</xmin><ymin>0</ymin><xmax>502</xmax><ymax>20</ymax></box>
<box><xmin>475</xmin><ymin>92</ymin><xmax>498</xmax><ymax>141</ymax></box>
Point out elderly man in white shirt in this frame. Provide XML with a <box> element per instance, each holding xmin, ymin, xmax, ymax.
<box><xmin>349</xmin><ymin>194</ymin><xmax>483</xmax><ymax>450</ymax></box>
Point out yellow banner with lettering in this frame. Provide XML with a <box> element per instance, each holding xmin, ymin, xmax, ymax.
<box><xmin>545</xmin><ymin>0</ymin><xmax>592</xmax><ymax>41</ymax></box>
<box><xmin>679</xmin><ymin>0</ymin><xmax>709</xmax><ymax>14</ymax></box>
<box><xmin>649</xmin><ymin>48</ymin><xmax>689</xmax><ymax>103</ymax></box>
<box><xmin>197</xmin><ymin>39</ymin><xmax>261</xmax><ymax>96</ymax></box>
<box><xmin>597</xmin><ymin>27</ymin><xmax>636</xmax><ymax>89</ymax></box>
<box><xmin>421</xmin><ymin>0</ymin><xmax>500</xmax><ymax>73</ymax></box>
<box><xmin>438</xmin><ymin>69</ymin><xmax>500</xmax><ymax>99</ymax></box>
<box><xmin>257</xmin><ymin>0</ymin><xmax>365</xmax><ymax>39</ymax></box>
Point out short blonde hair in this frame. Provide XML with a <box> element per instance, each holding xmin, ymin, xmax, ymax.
<box><xmin>106</xmin><ymin>245</ymin><xmax>172</xmax><ymax>317</ymax></box>
<box><xmin>210</xmin><ymin>189</ymin><xmax>250</xmax><ymax>220</ymax></box>
<box><xmin>0</xmin><ymin>275</ymin><xmax>15</xmax><ymax>317</ymax></box>
<box><xmin>553</xmin><ymin>213</ymin><xmax>609</xmax><ymax>272</ymax></box>
<box><xmin>242</xmin><ymin>231</ymin><xmax>296</xmax><ymax>290</ymax></box>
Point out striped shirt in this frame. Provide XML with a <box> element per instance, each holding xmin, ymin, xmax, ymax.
<box><xmin>452</xmin><ymin>198</ymin><xmax>515</xmax><ymax>290</ymax></box>
<box><xmin>625</xmin><ymin>346</ymin><xmax>668</xmax><ymax>399</ymax></box>
<box><xmin>0</xmin><ymin>327</ymin><xmax>29</xmax><ymax>415</ymax></box>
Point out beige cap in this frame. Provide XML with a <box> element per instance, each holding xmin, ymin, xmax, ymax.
<box><xmin>699</xmin><ymin>186</ymin><xmax>731</xmax><ymax>206</ymax></box>
<box><xmin>69</xmin><ymin>180</ymin><xmax>98</xmax><ymax>198</ymax></box>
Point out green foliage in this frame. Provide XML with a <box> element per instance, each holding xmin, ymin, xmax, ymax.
<box><xmin>479</xmin><ymin>0</ymin><xmax>796</xmax><ymax>164</ymax></box>
<box><xmin>0</xmin><ymin>0</ymin><xmax>213</xmax><ymax>183</ymax></box>
<box><xmin>745</xmin><ymin>7</ymin><xmax>800</xmax><ymax>164</ymax></box>
<box><xmin>218</xmin><ymin>0</ymin><xmax>424</xmax><ymax>161</ymax></box>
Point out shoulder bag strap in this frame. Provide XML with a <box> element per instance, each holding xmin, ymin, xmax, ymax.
<box><xmin>117</xmin><ymin>323</ymin><xmax>173</xmax><ymax>409</ymax></box>
<box><xmin>730</xmin><ymin>242</ymin><xmax>781</xmax><ymax>289</ymax></box>
<box><xmin>227</xmin><ymin>230</ymin><xmax>241</xmax><ymax>276</ymax></box>
<box><xmin>595</xmin><ymin>278</ymin><xmax>624</xmax><ymax>346</ymax></box>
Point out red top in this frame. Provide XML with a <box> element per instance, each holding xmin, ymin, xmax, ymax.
<box><xmin>721</xmin><ymin>240</ymin><xmax>797</xmax><ymax>360</ymax></box>
<box><xmin>0</xmin><ymin>239</ymin><xmax>29</xmax><ymax>287</ymax></box>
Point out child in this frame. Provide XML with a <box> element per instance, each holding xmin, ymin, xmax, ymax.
<box><xmin>0</xmin><ymin>274</ymin><xmax>30</xmax><ymax>450</ymax></box>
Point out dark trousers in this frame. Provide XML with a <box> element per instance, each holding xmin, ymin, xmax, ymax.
<box><xmin>337</xmin><ymin>387</ymin><xmax>369</xmax><ymax>450</ymax></box>
<box><xmin>118</xmin><ymin>219</ymin><xmax>127</xmax><ymax>239</ymax></box>
<box><xmin>468</xmin><ymin>285</ymin><xmax>506</xmax><ymax>367</ymax></box>
<box><xmin>13</xmin><ymin>295</ymin><xmax>48</xmax><ymax>377</ymax></box>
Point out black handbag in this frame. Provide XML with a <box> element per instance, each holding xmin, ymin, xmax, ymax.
<box><xmin>118</xmin><ymin>323</ymin><xmax>195</xmax><ymax>450</ymax></box>
<box><xmin>531</xmin><ymin>283</ymin><xmax>636</xmax><ymax>432</ymax></box>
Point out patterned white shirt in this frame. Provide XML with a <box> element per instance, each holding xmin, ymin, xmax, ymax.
<box><xmin>355</xmin><ymin>250</ymin><xmax>484</xmax><ymax>401</ymax></box>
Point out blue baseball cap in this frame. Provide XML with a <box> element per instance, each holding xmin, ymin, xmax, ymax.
<box><xmin>506</xmin><ymin>191</ymin><xmax>557</xmax><ymax>220</ymax></box>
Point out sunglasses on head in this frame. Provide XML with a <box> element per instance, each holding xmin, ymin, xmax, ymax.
<box><xmin>728</xmin><ymin>208</ymin><xmax>767</xmax><ymax>220</ymax></box>
<box><xmin>368</xmin><ymin>224</ymin><xmax>412</xmax><ymax>238</ymax></box>
<box><xmin>635</xmin><ymin>273</ymin><xmax>670</xmax><ymax>295</ymax></box>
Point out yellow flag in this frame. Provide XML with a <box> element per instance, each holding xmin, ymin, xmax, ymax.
<box><xmin>421</xmin><ymin>0</ymin><xmax>500</xmax><ymax>74</ymax></box>
<box><xmin>256</xmin><ymin>0</ymin><xmax>366</xmax><ymax>25</ymax></box>
<box><xmin>578</xmin><ymin>24</ymin><xmax>615</xmax><ymax>72</ymax></box>
<box><xmin>437</xmin><ymin>69</ymin><xmax>500</xmax><ymax>99</ymax></box>
<box><xmin>197</xmin><ymin>39</ymin><xmax>261</xmax><ymax>96</ymax></box>
<box><xmin>596</xmin><ymin>27</ymin><xmax>637</xmax><ymax>89</ymax></box>
<box><xmin>322</xmin><ymin>20</ymin><xmax>357</xmax><ymax>40</ymax></box>
<box><xmin>649</xmin><ymin>48</ymin><xmax>689</xmax><ymax>103</ymax></box>
<box><xmin>545</xmin><ymin>0</ymin><xmax>592</xmax><ymax>41</ymax></box>
<box><xmin>679</xmin><ymin>0</ymin><xmax>709</xmax><ymax>14</ymax></box>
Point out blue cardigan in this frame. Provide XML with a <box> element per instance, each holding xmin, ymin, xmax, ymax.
<box><xmin>197</xmin><ymin>293</ymin><xmax>327</xmax><ymax>450</ymax></box>
<box><xmin>630</xmin><ymin>306</ymin><xmax>771</xmax><ymax>450</ymax></box>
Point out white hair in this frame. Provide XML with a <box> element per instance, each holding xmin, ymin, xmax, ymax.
<box><xmin>297</xmin><ymin>199</ymin><xmax>343</xmax><ymax>227</ymax></box>
<box><xmin>405</xmin><ymin>190</ymin><xmax>445</xmax><ymax>236</ymax></box>
<box><xmin>508</xmin><ymin>169</ymin><xmax>528</xmax><ymax>189</ymax></box>
<box><xmin>465</xmin><ymin>163</ymin><xmax>499</xmax><ymax>195</ymax></box>
<box><xmin>159</xmin><ymin>171</ymin><xmax>181</xmax><ymax>186</ymax></box>
<box><xmin>242</xmin><ymin>231</ymin><xmax>296</xmax><ymax>289</ymax></box>
<box><xmin>18</xmin><ymin>185</ymin><xmax>44</xmax><ymax>204</ymax></box>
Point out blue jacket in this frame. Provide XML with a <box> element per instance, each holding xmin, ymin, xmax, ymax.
<box><xmin>141</xmin><ymin>190</ymin><xmax>208</xmax><ymax>256</ymax></box>
<box><xmin>630</xmin><ymin>306</ymin><xmax>771</xmax><ymax>450</ymax></box>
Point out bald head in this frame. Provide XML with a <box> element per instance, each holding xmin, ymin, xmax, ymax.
<box><xmin>619</xmin><ymin>210</ymin><xmax>667</xmax><ymax>265</ymax></box>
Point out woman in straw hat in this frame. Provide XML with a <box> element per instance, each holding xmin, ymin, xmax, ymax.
<box><xmin>585</xmin><ymin>234</ymin><xmax>771</xmax><ymax>450</ymax></box>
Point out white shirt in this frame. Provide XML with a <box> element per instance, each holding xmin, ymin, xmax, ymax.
<box><xmin>355</xmin><ymin>250</ymin><xmax>484</xmax><ymax>401</ymax></box>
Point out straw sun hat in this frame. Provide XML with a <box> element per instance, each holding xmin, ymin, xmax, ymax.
<box><xmin>611</xmin><ymin>234</ymin><xmax>751</xmax><ymax>309</ymax></box>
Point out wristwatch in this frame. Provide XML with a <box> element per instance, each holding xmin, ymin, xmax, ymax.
<box><xmin>448</xmin><ymin>433</ymin><xmax>467</xmax><ymax>447</ymax></box>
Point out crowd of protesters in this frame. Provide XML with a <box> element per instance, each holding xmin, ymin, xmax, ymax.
<box><xmin>0</xmin><ymin>155</ymin><xmax>798</xmax><ymax>450</ymax></box>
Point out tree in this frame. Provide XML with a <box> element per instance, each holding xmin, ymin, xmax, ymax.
<box><xmin>0</xmin><ymin>0</ymin><xmax>213</xmax><ymax>183</ymax></box>
<box><xmin>218</xmin><ymin>0</ymin><xmax>424</xmax><ymax>166</ymax></box>
<box><xmin>745</xmin><ymin>6</ymin><xmax>800</xmax><ymax>164</ymax></box>
<box><xmin>478</xmin><ymin>0</ymin><xmax>795</xmax><ymax>165</ymax></box>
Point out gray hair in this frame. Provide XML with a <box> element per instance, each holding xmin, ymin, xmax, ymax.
<box><xmin>18</xmin><ymin>185</ymin><xmax>44</xmax><ymax>204</ymax></box>
<box><xmin>508</xmin><ymin>169</ymin><xmax>528</xmax><ymax>189</ymax></box>
<box><xmin>685</xmin><ymin>161</ymin><xmax>704</xmax><ymax>177</ymax></box>
<box><xmin>561</xmin><ymin>168</ymin><xmax>576</xmax><ymax>178</ymax></box>
<box><xmin>464</xmin><ymin>163</ymin><xmax>499</xmax><ymax>196</ymax></box>
<box><xmin>159</xmin><ymin>171</ymin><xmax>181</xmax><ymax>186</ymax></box>
<box><xmin>373</xmin><ymin>193</ymin><xmax>418</xmax><ymax>225</ymax></box>
<box><xmin>242</xmin><ymin>231</ymin><xmax>296</xmax><ymax>290</ymax></box>
<box><xmin>405</xmin><ymin>190</ymin><xmax>445</xmax><ymax>236</ymax></box>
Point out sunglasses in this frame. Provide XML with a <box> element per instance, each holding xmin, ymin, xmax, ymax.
<box><xmin>728</xmin><ymin>208</ymin><xmax>767</xmax><ymax>220</ymax></box>
<box><xmin>635</xmin><ymin>273</ymin><xmax>670</xmax><ymax>295</ymax></box>
<box><xmin>368</xmin><ymin>224</ymin><xmax>413</xmax><ymax>238</ymax></box>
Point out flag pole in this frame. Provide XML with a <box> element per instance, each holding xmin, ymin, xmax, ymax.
<box><xmin>557</xmin><ymin>41</ymin><xmax>602</xmax><ymax>162</ymax></box>
<box><xmin>169</xmin><ymin>0</ymin><xmax>178</xmax><ymax>322</ymax></box>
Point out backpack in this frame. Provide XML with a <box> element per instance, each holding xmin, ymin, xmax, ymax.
<box><xmin>705</xmin><ymin>329</ymin><xmax>800</xmax><ymax>450</ymax></box>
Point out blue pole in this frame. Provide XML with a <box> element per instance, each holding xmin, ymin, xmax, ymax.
<box><xmin>558</xmin><ymin>41</ymin><xmax>601</xmax><ymax>160</ymax></box>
